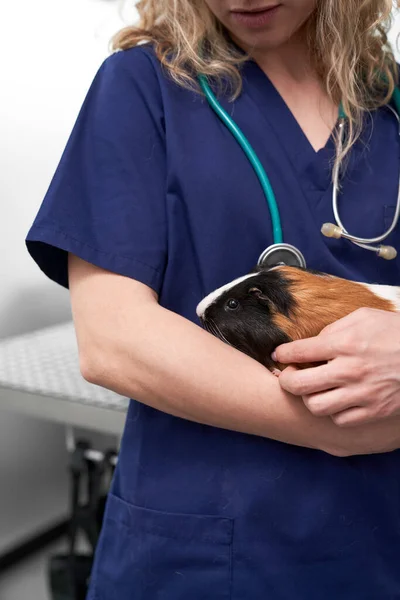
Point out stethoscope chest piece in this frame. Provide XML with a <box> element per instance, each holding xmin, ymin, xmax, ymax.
<box><xmin>257</xmin><ymin>243</ymin><xmax>307</xmax><ymax>269</ymax></box>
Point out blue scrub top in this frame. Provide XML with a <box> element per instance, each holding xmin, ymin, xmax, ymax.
<box><xmin>26</xmin><ymin>46</ymin><xmax>400</xmax><ymax>599</ymax></box>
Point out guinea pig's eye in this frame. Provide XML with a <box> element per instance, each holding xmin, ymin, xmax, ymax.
<box><xmin>225</xmin><ymin>298</ymin><xmax>240</xmax><ymax>311</ymax></box>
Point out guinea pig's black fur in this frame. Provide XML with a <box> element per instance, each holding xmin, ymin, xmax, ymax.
<box><xmin>197</xmin><ymin>266</ymin><xmax>298</xmax><ymax>370</ymax></box>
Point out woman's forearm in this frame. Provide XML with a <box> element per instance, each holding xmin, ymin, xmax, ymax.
<box><xmin>82</xmin><ymin>300</ymin><xmax>400</xmax><ymax>457</ymax></box>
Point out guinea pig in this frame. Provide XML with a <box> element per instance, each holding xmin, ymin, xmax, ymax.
<box><xmin>196</xmin><ymin>265</ymin><xmax>400</xmax><ymax>373</ymax></box>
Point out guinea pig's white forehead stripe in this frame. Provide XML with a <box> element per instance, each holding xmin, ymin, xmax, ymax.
<box><xmin>196</xmin><ymin>273</ymin><xmax>259</xmax><ymax>318</ymax></box>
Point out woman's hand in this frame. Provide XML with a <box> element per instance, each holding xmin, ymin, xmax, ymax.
<box><xmin>274</xmin><ymin>308</ymin><xmax>400</xmax><ymax>427</ymax></box>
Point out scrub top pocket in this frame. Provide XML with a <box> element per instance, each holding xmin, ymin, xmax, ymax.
<box><xmin>87</xmin><ymin>492</ymin><xmax>234</xmax><ymax>600</ymax></box>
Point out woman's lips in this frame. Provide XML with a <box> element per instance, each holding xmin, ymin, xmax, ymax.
<box><xmin>230</xmin><ymin>4</ymin><xmax>282</xmax><ymax>28</ymax></box>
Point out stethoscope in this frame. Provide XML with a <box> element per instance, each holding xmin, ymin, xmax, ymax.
<box><xmin>198</xmin><ymin>73</ymin><xmax>400</xmax><ymax>269</ymax></box>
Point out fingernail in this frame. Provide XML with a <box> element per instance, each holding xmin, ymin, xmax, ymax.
<box><xmin>271</xmin><ymin>351</ymin><xmax>277</xmax><ymax>362</ymax></box>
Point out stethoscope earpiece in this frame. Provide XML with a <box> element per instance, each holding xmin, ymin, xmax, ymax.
<box><xmin>322</xmin><ymin>223</ymin><xmax>397</xmax><ymax>260</ymax></box>
<box><xmin>377</xmin><ymin>246</ymin><xmax>397</xmax><ymax>260</ymax></box>
<box><xmin>321</xmin><ymin>223</ymin><xmax>342</xmax><ymax>239</ymax></box>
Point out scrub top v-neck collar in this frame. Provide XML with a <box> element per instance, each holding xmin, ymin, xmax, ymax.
<box><xmin>241</xmin><ymin>58</ymin><xmax>337</xmax><ymax>194</ymax></box>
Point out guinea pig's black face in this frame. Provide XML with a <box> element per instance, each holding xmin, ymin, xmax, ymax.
<box><xmin>196</xmin><ymin>267</ymin><xmax>296</xmax><ymax>369</ymax></box>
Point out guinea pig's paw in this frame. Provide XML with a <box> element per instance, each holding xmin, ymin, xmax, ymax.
<box><xmin>271</xmin><ymin>368</ymin><xmax>282</xmax><ymax>377</ymax></box>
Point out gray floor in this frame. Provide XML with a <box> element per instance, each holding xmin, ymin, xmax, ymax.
<box><xmin>0</xmin><ymin>535</ymin><xmax>90</xmax><ymax>600</ymax></box>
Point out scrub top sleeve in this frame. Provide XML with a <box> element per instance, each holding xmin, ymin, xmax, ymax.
<box><xmin>26</xmin><ymin>47</ymin><xmax>167</xmax><ymax>295</ymax></box>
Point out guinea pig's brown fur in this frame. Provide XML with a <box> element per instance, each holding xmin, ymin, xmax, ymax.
<box><xmin>272</xmin><ymin>266</ymin><xmax>395</xmax><ymax>341</ymax></box>
<box><xmin>196</xmin><ymin>265</ymin><xmax>400</xmax><ymax>372</ymax></box>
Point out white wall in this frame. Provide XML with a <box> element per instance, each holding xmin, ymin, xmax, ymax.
<box><xmin>0</xmin><ymin>0</ymin><xmax>137</xmax><ymax>555</ymax></box>
<box><xmin>389</xmin><ymin>3</ymin><xmax>400</xmax><ymax>59</ymax></box>
<box><xmin>1</xmin><ymin>0</ymin><xmax>138</xmax><ymax>338</ymax></box>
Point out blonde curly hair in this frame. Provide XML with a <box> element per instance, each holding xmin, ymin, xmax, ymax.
<box><xmin>112</xmin><ymin>0</ymin><xmax>399</xmax><ymax>174</ymax></box>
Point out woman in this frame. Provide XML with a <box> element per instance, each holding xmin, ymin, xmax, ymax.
<box><xmin>26</xmin><ymin>0</ymin><xmax>400</xmax><ymax>597</ymax></box>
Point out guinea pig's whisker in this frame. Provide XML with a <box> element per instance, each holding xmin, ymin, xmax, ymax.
<box><xmin>203</xmin><ymin>320</ymin><xmax>215</xmax><ymax>337</ymax></box>
<box><xmin>203</xmin><ymin>318</ymin><xmax>234</xmax><ymax>348</ymax></box>
<box><xmin>210</xmin><ymin>319</ymin><xmax>234</xmax><ymax>348</ymax></box>
<box><xmin>203</xmin><ymin>320</ymin><xmax>213</xmax><ymax>335</ymax></box>
<box><xmin>206</xmin><ymin>320</ymin><xmax>217</xmax><ymax>337</ymax></box>
<box><xmin>204</xmin><ymin>318</ymin><xmax>217</xmax><ymax>337</ymax></box>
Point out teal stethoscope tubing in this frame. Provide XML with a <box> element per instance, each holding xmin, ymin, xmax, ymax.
<box><xmin>198</xmin><ymin>73</ymin><xmax>283</xmax><ymax>244</ymax></box>
<box><xmin>198</xmin><ymin>73</ymin><xmax>400</xmax><ymax>249</ymax></box>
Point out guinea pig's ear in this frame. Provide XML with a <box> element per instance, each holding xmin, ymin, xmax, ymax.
<box><xmin>248</xmin><ymin>287</ymin><xmax>270</xmax><ymax>305</ymax></box>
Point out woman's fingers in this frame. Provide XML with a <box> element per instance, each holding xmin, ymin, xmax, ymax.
<box><xmin>273</xmin><ymin>335</ymin><xmax>337</xmax><ymax>365</ymax></box>
<box><xmin>279</xmin><ymin>362</ymin><xmax>343</xmax><ymax>396</ymax></box>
